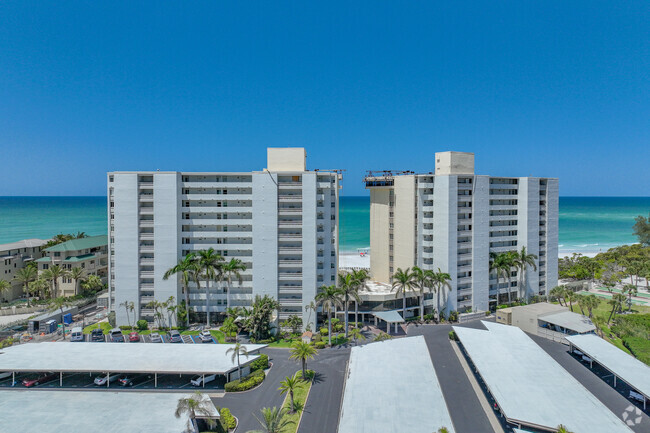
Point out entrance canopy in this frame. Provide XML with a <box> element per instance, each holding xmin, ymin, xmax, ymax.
<box><xmin>373</xmin><ymin>311</ymin><xmax>405</xmax><ymax>323</ymax></box>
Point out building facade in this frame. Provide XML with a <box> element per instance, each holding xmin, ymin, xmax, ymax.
<box><xmin>36</xmin><ymin>235</ymin><xmax>109</xmax><ymax>297</ymax></box>
<box><xmin>364</xmin><ymin>151</ymin><xmax>558</xmax><ymax>314</ymax></box>
<box><xmin>109</xmin><ymin>148</ymin><xmax>340</xmax><ymax>329</ymax></box>
<box><xmin>0</xmin><ymin>239</ymin><xmax>46</xmax><ymax>303</ymax></box>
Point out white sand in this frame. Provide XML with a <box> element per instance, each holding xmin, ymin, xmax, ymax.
<box><xmin>339</xmin><ymin>252</ymin><xmax>370</xmax><ymax>270</ymax></box>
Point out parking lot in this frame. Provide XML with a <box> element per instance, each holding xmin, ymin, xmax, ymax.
<box><xmin>78</xmin><ymin>331</ymin><xmax>218</xmax><ymax>344</ymax></box>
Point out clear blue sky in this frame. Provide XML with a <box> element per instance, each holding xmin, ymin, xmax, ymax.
<box><xmin>1</xmin><ymin>1</ymin><xmax>648</xmax><ymax>196</ymax></box>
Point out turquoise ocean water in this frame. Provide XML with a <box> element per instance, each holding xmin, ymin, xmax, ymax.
<box><xmin>0</xmin><ymin>196</ymin><xmax>648</xmax><ymax>256</ymax></box>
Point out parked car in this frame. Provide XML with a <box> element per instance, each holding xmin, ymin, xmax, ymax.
<box><xmin>22</xmin><ymin>372</ymin><xmax>57</xmax><ymax>388</ymax></box>
<box><xmin>90</xmin><ymin>328</ymin><xmax>105</xmax><ymax>342</ymax></box>
<box><xmin>167</xmin><ymin>330</ymin><xmax>182</xmax><ymax>343</ymax></box>
<box><xmin>191</xmin><ymin>374</ymin><xmax>217</xmax><ymax>387</ymax></box>
<box><xmin>70</xmin><ymin>327</ymin><xmax>84</xmax><ymax>342</ymax></box>
<box><xmin>150</xmin><ymin>333</ymin><xmax>163</xmax><ymax>343</ymax></box>
<box><xmin>629</xmin><ymin>390</ymin><xmax>644</xmax><ymax>403</ymax></box>
<box><xmin>128</xmin><ymin>332</ymin><xmax>140</xmax><ymax>342</ymax></box>
<box><xmin>572</xmin><ymin>349</ymin><xmax>584</xmax><ymax>356</ymax></box>
<box><xmin>94</xmin><ymin>373</ymin><xmax>125</xmax><ymax>386</ymax></box>
<box><xmin>581</xmin><ymin>355</ymin><xmax>593</xmax><ymax>364</ymax></box>
<box><xmin>199</xmin><ymin>330</ymin><xmax>213</xmax><ymax>343</ymax></box>
<box><xmin>0</xmin><ymin>371</ymin><xmax>13</xmax><ymax>380</ymax></box>
<box><xmin>119</xmin><ymin>374</ymin><xmax>152</xmax><ymax>387</ymax></box>
<box><xmin>109</xmin><ymin>328</ymin><xmax>124</xmax><ymax>343</ymax></box>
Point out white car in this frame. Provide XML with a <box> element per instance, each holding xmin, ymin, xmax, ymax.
<box><xmin>150</xmin><ymin>333</ymin><xmax>163</xmax><ymax>343</ymax></box>
<box><xmin>629</xmin><ymin>390</ymin><xmax>644</xmax><ymax>403</ymax></box>
<box><xmin>199</xmin><ymin>330</ymin><xmax>213</xmax><ymax>343</ymax></box>
<box><xmin>191</xmin><ymin>374</ymin><xmax>217</xmax><ymax>387</ymax></box>
<box><xmin>0</xmin><ymin>371</ymin><xmax>13</xmax><ymax>380</ymax></box>
<box><xmin>94</xmin><ymin>373</ymin><xmax>122</xmax><ymax>386</ymax></box>
<box><xmin>581</xmin><ymin>355</ymin><xmax>593</xmax><ymax>363</ymax></box>
<box><xmin>572</xmin><ymin>349</ymin><xmax>584</xmax><ymax>356</ymax></box>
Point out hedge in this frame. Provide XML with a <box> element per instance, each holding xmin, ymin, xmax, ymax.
<box><xmin>319</xmin><ymin>327</ymin><xmax>329</xmax><ymax>336</ymax></box>
<box><xmin>219</xmin><ymin>408</ymin><xmax>236</xmax><ymax>431</ymax></box>
<box><xmin>225</xmin><ymin>369</ymin><xmax>265</xmax><ymax>392</ymax></box>
<box><xmin>314</xmin><ymin>341</ymin><xmax>326</xmax><ymax>349</ymax></box>
<box><xmin>250</xmin><ymin>354</ymin><xmax>269</xmax><ymax>371</ymax></box>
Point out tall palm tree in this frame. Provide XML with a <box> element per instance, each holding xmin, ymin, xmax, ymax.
<box><xmin>338</xmin><ymin>272</ymin><xmax>361</xmax><ymax>338</ymax></box>
<box><xmin>583</xmin><ymin>294</ymin><xmax>600</xmax><ymax>318</ymax></box>
<box><xmin>412</xmin><ymin>266</ymin><xmax>433</xmax><ymax>320</ymax></box>
<box><xmin>565</xmin><ymin>290</ymin><xmax>576</xmax><ymax>312</ymax></box>
<box><xmin>622</xmin><ymin>284</ymin><xmax>638</xmax><ymax>311</ymax></box>
<box><xmin>289</xmin><ymin>341</ymin><xmax>317</xmax><ymax>377</ymax></box>
<box><xmin>315</xmin><ymin>284</ymin><xmax>343</xmax><ymax>346</ymax></box>
<box><xmin>391</xmin><ymin>267</ymin><xmax>416</xmax><ymax>319</ymax></box>
<box><xmin>250</xmin><ymin>407</ymin><xmax>294</xmax><ymax>433</ymax></box>
<box><xmin>13</xmin><ymin>266</ymin><xmax>37</xmax><ymax>306</ymax></box>
<box><xmin>304</xmin><ymin>301</ymin><xmax>316</xmax><ymax>331</ymax></box>
<box><xmin>351</xmin><ymin>269</ymin><xmax>369</xmax><ymax>326</ymax></box>
<box><xmin>175</xmin><ymin>391</ymin><xmax>215</xmax><ymax>431</ymax></box>
<box><xmin>81</xmin><ymin>274</ymin><xmax>103</xmax><ymax>292</ymax></box>
<box><xmin>349</xmin><ymin>327</ymin><xmax>366</xmax><ymax>346</ymax></box>
<box><xmin>222</xmin><ymin>258</ymin><xmax>246</xmax><ymax>311</ymax></box>
<box><xmin>278</xmin><ymin>373</ymin><xmax>303</xmax><ymax>413</ymax></box>
<box><xmin>607</xmin><ymin>293</ymin><xmax>626</xmax><ymax>324</ymax></box>
<box><xmin>29</xmin><ymin>278</ymin><xmax>49</xmax><ymax>299</ymax></box>
<box><xmin>489</xmin><ymin>253</ymin><xmax>509</xmax><ymax>306</ymax></box>
<box><xmin>226</xmin><ymin>342</ymin><xmax>249</xmax><ymax>380</ymax></box>
<box><xmin>69</xmin><ymin>267</ymin><xmax>86</xmax><ymax>295</ymax></box>
<box><xmin>432</xmin><ymin>269</ymin><xmax>452</xmax><ymax>321</ymax></box>
<box><xmin>550</xmin><ymin>286</ymin><xmax>566</xmax><ymax>306</ymax></box>
<box><xmin>119</xmin><ymin>301</ymin><xmax>134</xmax><ymax>328</ymax></box>
<box><xmin>42</xmin><ymin>265</ymin><xmax>69</xmax><ymax>299</ymax></box>
<box><xmin>163</xmin><ymin>253</ymin><xmax>198</xmax><ymax>328</ymax></box>
<box><xmin>0</xmin><ymin>280</ymin><xmax>11</xmax><ymax>301</ymax></box>
<box><xmin>503</xmin><ymin>251</ymin><xmax>519</xmax><ymax>303</ymax></box>
<box><xmin>196</xmin><ymin>248</ymin><xmax>224</xmax><ymax>327</ymax></box>
<box><xmin>515</xmin><ymin>247</ymin><xmax>537</xmax><ymax>301</ymax></box>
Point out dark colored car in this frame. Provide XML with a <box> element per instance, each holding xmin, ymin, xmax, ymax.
<box><xmin>119</xmin><ymin>374</ymin><xmax>153</xmax><ymax>387</ymax></box>
<box><xmin>128</xmin><ymin>332</ymin><xmax>140</xmax><ymax>342</ymax></box>
<box><xmin>91</xmin><ymin>328</ymin><xmax>105</xmax><ymax>342</ymax></box>
<box><xmin>22</xmin><ymin>372</ymin><xmax>57</xmax><ymax>388</ymax></box>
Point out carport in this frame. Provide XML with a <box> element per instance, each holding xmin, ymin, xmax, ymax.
<box><xmin>567</xmin><ymin>333</ymin><xmax>650</xmax><ymax>410</ymax></box>
<box><xmin>0</xmin><ymin>342</ymin><xmax>266</xmax><ymax>389</ymax></box>
<box><xmin>372</xmin><ymin>311</ymin><xmax>404</xmax><ymax>334</ymax></box>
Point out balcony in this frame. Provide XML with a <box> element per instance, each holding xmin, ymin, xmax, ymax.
<box><xmin>278</xmin><ymin>220</ymin><xmax>302</xmax><ymax>228</ymax></box>
<box><xmin>279</xmin><ymin>247</ymin><xmax>302</xmax><ymax>253</ymax></box>
<box><xmin>138</xmin><ymin>182</ymin><xmax>154</xmax><ymax>188</ymax></box>
<box><xmin>139</xmin><ymin>233</ymin><xmax>154</xmax><ymax>240</ymax></box>
<box><xmin>278</xmin><ymin>208</ymin><xmax>303</xmax><ymax>214</ymax></box>
<box><xmin>279</xmin><ymin>195</ymin><xmax>303</xmax><ymax>202</ymax></box>
<box><xmin>279</xmin><ymin>272</ymin><xmax>303</xmax><ymax>280</ymax></box>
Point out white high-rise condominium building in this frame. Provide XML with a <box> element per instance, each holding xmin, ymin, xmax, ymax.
<box><xmin>364</xmin><ymin>151</ymin><xmax>558</xmax><ymax>314</ymax></box>
<box><xmin>108</xmin><ymin>148</ymin><xmax>340</xmax><ymax>329</ymax></box>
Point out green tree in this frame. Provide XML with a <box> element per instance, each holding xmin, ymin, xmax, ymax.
<box><xmin>222</xmin><ymin>258</ymin><xmax>246</xmax><ymax>311</ymax></box>
<box><xmin>391</xmin><ymin>267</ymin><xmax>416</xmax><ymax>319</ymax></box>
<box><xmin>221</xmin><ymin>317</ymin><xmax>238</xmax><ymax>342</ymax></box>
<box><xmin>490</xmin><ymin>252</ymin><xmax>510</xmax><ymax>306</ymax></box>
<box><xmin>119</xmin><ymin>301</ymin><xmax>135</xmax><ymax>328</ymax></box>
<box><xmin>607</xmin><ymin>293</ymin><xmax>626</xmax><ymax>324</ymax></box>
<box><xmin>175</xmin><ymin>391</ymin><xmax>215</xmax><ymax>431</ymax></box>
<box><xmin>278</xmin><ymin>373</ymin><xmax>303</xmax><ymax>413</ymax></box>
<box><xmin>564</xmin><ymin>290</ymin><xmax>576</xmax><ymax>312</ymax></box>
<box><xmin>0</xmin><ymin>279</ymin><xmax>11</xmax><ymax>301</ymax></box>
<box><xmin>338</xmin><ymin>272</ymin><xmax>361</xmax><ymax>338</ymax></box>
<box><xmin>68</xmin><ymin>267</ymin><xmax>86</xmax><ymax>296</ymax></box>
<box><xmin>81</xmin><ymin>274</ymin><xmax>103</xmax><ymax>292</ymax></box>
<box><xmin>226</xmin><ymin>342</ymin><xmax>250</xmax><ymax>380</ymax></box>
<box><xmin>550</xmin><ymin>286</ymin><xmax>566</xmax><ymax>306</ymax></box>
<box><xmin>583</xmin><ymin>294</ymin><xmax>600</xmax><ymax>318</ymax></box>
<box><xmin>304</xmin><ymin>300</ymin><xmax>316</xmax><ymax>331</ymax></box>
<box><xmin>556</xmin><ymin>425</ymin><xmax>574</xmax><ymax>433</ymax></box>
<box><xmin>622</xmin><ymin>284</ymin><xmax>638</xmax><ymax>311</ymax></box>
<box><xmin>633</xmin><ymin>214</ymin><xmax>650</xmax><ymax>246</ymax></box>
<box><xmin>164</xmin><ymin>296</ymin><xmax>177</xmax><ymax>328</ymax></box>
<box><xmin>412</xmin><ymin>266</ymin><xmax>433</xmax><ymax>320</ymax></box>
<box><xmin>515</xmin><ymin>246</ymin><xmax>538</xmax><ymax>301</ymax></box>
<box><xmin>349</xmin><ymin>327</ymin><xmax>366</xmax><ymax>346</ymax></box>
<box><xmin>351</xmin><ymin>269</ymin><xmax>369</xmax><ymax>325</ymax></box>
<box><xmin>249</xmin><ymin>407</ymin><xmax>294</xmax><ymax>433</ymax></box>
<box><xmin>196</xmin><ymin>248</ymin><xmax>224</xmax><ymax>327</ymax></box>
<box><xmin>51</xmin><ymin>296</ymin><xmax>71</xmax><ymax>337</ymax></box>
<box><xmin>289</xmin><ymin>341</ymin><xmax>317</xmax><ymax>377</ymax></box>
<box><xmin>13</xmin><ymin>266</ymin><xmax>37</xmax><ymax>306</ymax></box>
<box><xmin>374</xmin><ymin>332</ymin><xmax>392</xmax><ymax>342</ymax></box>
<box><xmin>315</xmin><ymin>284</ymin><xmax>343</xmax><ymax>346</ymax></box>
<box><xmin>245</xmin><ymin>295</ymin><xmax>280</xmax><ymax>341</ymax></box>
<box><xmin>29</xmin><ymin>277</ymin><xmax>49</xmax><ymax>299</ymax></box>
<box><xmin>432</xmin><ymin>269</ymin><xmax>452</xmax><ymax>321</ymax></box>
<box><xmin>42</xmin><ymin>265</ymin><xmax>69</xmax><ymax>299</ymax></box>
<box><xmin>163</xmin><ymin>253</ymin><xmax>198</xmax><ymax>328</ymax></box>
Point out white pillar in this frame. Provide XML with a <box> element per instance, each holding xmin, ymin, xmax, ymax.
<box><xmin>386</xmin><ymin>321</ymin><xmax>389</xmax><ymax>333</ymax></box>
<box><xmin>107</xmin><ymin>372</ymin><xmax>110</xmax><ymax>388</ymax></box>
<box><xmin>155</xmin><ymin>373</ymin><xmax>158</xmax><ymax>388</ymax></box>
<box><xmin>60</xmin><ymin>372</ymin><xmax>63</xmax><ymax>387</ymax></box>
<box><xmin>614</xmin><ymin>375</ymin><xmax>616</xmax><ymax>387</ymax></box>
<box><xmin>395</xmin><ymin>322</ymin><xmax>398</xmax><ymax>333</ymax></box>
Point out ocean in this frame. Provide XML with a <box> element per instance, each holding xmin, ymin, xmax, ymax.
<box><xmin>0</xmin><ymin>196</ymin><xmax>648</xmax><ymax>256</ymax></box>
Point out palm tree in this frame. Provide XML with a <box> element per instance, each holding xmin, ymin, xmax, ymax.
<box><xmin>81</xmin><ymin>274</ymin><xmax>103</xmax><ymax>292</ymax></box>
<box><xmin>175</xmin><ymin>391</ymin><xmax>215</xmax><ymax>431</ymax></box>
<box><xmin>250</xmin><ymin>407</ymin><xmax>294</xmax><ymax>433</ymax></box>
<box><xmin>196</xmin><ymin>248</ymin><xmax>224</xmax><ymax>327</ymax></box>
<box><xmin>289</xmin><ymin>341</ymin><xmax>317</xmax><ymax>377</ymax></box>
<box><xmin>315</xmin><ymin>285</ymin><xmax>343</xmax><ymax>346</ymax></box>
<box><xmin>565</xmin><ymin>290</ymin><xmax>576</xmax><ymax>312</ymax></box>
<box><xmin>42</xmin><ymin>265</ymin><xmax>69</xmax><ymax>299</ymax></box>
<box><xmin>0</xmin><ymin>279</ymin><xmax>11</xmax><ymax>301</ymax></box>
<box><xmin>222</xmin><ymin>258</ymin><xmax>246</xmax><ymax>311</ymax></box>
<box><xmin>607</xmin><ymin>293</ymin><xmax>626</xmax><ymax>324</ymax></box>
<box><xmin>515</xmin><ymin>247</ymin><xmax>537</xmax><ymax>301</ymax></box>
<box><xmin>622</xmin><ymin>284</ymin><xmax>637</xmax><ymax>311</ymax></box>
<box><xmin>226</xmin><ymin>342</ymin><xmax>249</xmax><ymax>380</ymax></box>
<box><xmin>412</xmin><ymin>266</ymin><xmax>433</xmax><ymax>320</ymax></box>
<box><xmin>338</xmin><ymin>272</ymin><xmax>361</xmax><ymax>338</ymax></box>
<box><xmin>575</xmin><ymin>294</ymin><xmax>587</xmax><ymax>316</ymax></box>
<box><xmin>490</xmin><ymin>252</ymin><xmax>512</xmax><ymax>305</ymax></box>
<box><xmin>278</xmin><ymin>373</ymin><xmax>303</xmax><ymax>413</ymax></box>
<box><xmin>349</xmin><ymin>327</ymin><xmax>366</xmax><ymax>345</ymax></box>
<box><xmin>304</xmin><ymin>300</ymin><xmax>316</xmax><ymax>331</ymax></box>
<box><xmin>68</xmin><ymin>267</ymin><xmax>86</xmax><ymax>295</ymax></box>
<box><xmin>550</xmin><ymin>286</ymin><xmax>566</xmax><ymax>306</ymax></box>
<box><xmin>119</xmin><ymin>301</ymin><xmax>134</xmax><ymax>328</ymax></box>
<box><xmin>163</xmin><ymin>253</ymin><xmax>198</xmax><ymax>328</ymax></box>
<box><xmin>556</xmin><ymin>425</ymin><xmax>574</xmax><ymax>433</ymax></box>
<box><xmin>51</xmin><ymin>296</ymin><xmax>71</xmax><ymax>337</ymax></box>
<box><xmin>13</xmin><ymin>266</ymin><xmax>37</xmax><ymax>306</ymax></box>
<box><xmin>504</xmin><ymin>251</ymin><xmax>519</xmax><ymax>303</ymax></box>
<box><xmin>351</xmin><ymin>269</ymin><xmax>369</xmax><ymax>326</ymax></box>
<box><xmin>432</xmin><ymin>269</ymin><xmax>452</xmax><ymax>322</ymax></box>
<box><xmin>583</xmin><ymin>294</ymin><xmax>600</xmax><ymax>318</ymax></box>
<box><xmin>592</xmin><ymin>315</ymin><xmax>606</xmax><ymax>337</ymax></box>
<box><xmin>29</xmin><ymin>278</ymin><xmax>49</xmax><ymax>299</ymax></box>
<box><xmin>391</xmin><ymin>267</ymin><xmax>415</xmax><ymax>319</ymax></box>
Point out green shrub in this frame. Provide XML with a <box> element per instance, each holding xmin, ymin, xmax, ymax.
<box><xmin>136</xmin><ymin>320</ymin><xmax>148</xmax><ymax>331</ymax></box>
<box><xmin>107</xmin><ymin>311</ymin><xmax>116</xmax><ymax>327</ymax></box>
<box><xmin>312</xmin><ymin>333</ymin><xmax>322</xmax><ymax>343</ymax></box>
<box><xmin>319</xmin><ymin>327</ymin><xmax>329</xmax><ymax>336</ymax></box>
<box><xmin>448</xmin><ymin>330</ymin><xmax>457</xmax><ymax>341</ymax></box>
<box><xmin>249</xmin><ymin>354</ymin><xmax>269</xmax><ymax>371</ymax></box>
<box><xmin>622</xmin><ymin>336</ymin><xmax>650</xmax><ymax>365</ymax></box>
<box><xmin>314</xmin><ymin>341</ymin><xmax>326</xmax><ymax>349</ymax></box>
<box><xmin>224</xmin><ymin>369</ymin><xmax>265</xmax><ymax>392</ymax></box>
<box><xmin>119</xmin><ymin>326</ymin><xmax>133</xmax><ymax>332</ymax></box>
<box><xmin>423</xmin><ymin>314</ymin><xmax>435</xmax><ymax>322</ymax></box>
<box><xmin>219</xmin><ymin>408</ymin><xmax>236</xmax><ymax>431</ymax></box>
<box><xmin>448</xmin><ymin>311</ymin><xmax>458</xmax><ymax>322</ymax></box>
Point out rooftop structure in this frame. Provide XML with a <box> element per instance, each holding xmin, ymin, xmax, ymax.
<box><xmin>0</xmin><ymin>238</ymin><xmax>46</xmax><ymax>303</ymax></box>
<box><xmin>338</xmin><ymin>336</ymin><xmax>455</xmax><ymax>433</ymax></box>
<box><xmin>453</xmin><ymin>321</ymin><xmax>632</xmax><ymax>433</ymax></box>
<box><xmin>109</xmin><ymin>147</ymin><xmax>340</xmax><ymax>329</ymax></box>
<box><xmin>567</xmin><ymin>333</ymin><xmax>650</xmax><ymax>409</ymax></box>
<box><xmin>364</xmin><ymin>151</ymin><xmax>558</xmax><ymax>315</ymax></box>
<box><xmin>0</xmin><ymin>390</ymin><xmax>218</xmax><ymax>433</ymax></box>
<box><xmin>43</xmin><ymin>235</ymin><xmax>108</xmax><ymax>252</ymax></box>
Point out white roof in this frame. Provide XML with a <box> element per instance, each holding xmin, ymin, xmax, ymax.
<box><xmin>338</xmin><ymin>336</ymin><xmax>455</xmax><ymax>433</ymax></box>
<box><xmin>373</xmin><ymin>310</ymin><xmax>405</xmax><ymax>323</ymax></box>
<box><xmin>0</xmin><ymin>238</ymin><xmax>47</xmax><ymax>252</ymax></box>
<box><xmin>0</xmin><ymin>390</ymin><xmax>216</xmax><ymax>433</ymax></box>
<box><xmin>0</xmin><ymin>342</ymin><xmax>265</xmax><ymax>374</ymax></box>
<box><xmin>540</xmin><ymin>311</ymin><xmax>596</xmax><ymax>334</ymax></box>
<box><xmin>453</xmin><ymin>322</ymin><xmax>632</xmax><ymax>433</ymax></box>
<box><xmin>566</xmin><ymin>333</ymin><xmax>650</xmax><ymax>399</ymax></box>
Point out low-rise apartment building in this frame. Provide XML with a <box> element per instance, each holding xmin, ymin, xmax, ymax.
<box><xmin>364</xmin><ymin>151</ymin><xmax>558</xmax><ymax>314</ymax></box>
<box><xmin>36</xmin><ymin>235</ymin><xmax>109</xmax><ymax>297</ymax></box>
<box><xmin>108</xmin><ymin>148</ymin><xmax>340</xmax><ymax>329</ymax></box>
<box><xmin>0</xmin><ymin>239</ymin><xmax>47</xmax><ymax>303</ymax></box>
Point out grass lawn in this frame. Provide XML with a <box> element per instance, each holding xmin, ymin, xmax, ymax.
<box><xmin>267</xmin><ymin>337</ymin><xmax>301</xmax><ymax>348</ymax></box>
<box><xmin>83</xmin><ymin>322</ymin><xmax>112</xmax><ymax>334</ymax></box>
<box><xmin>280</xmin><ymin>371</ymin><xmax>312</xmax><ymax>433</ymax></box>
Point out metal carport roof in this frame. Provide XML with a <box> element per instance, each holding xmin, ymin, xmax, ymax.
<box><xmin>540</xmin><ymin>311</ymin><xmax>596</xmax><ymax>334</ymax></box>
<box><xmin>372</xmin><ymin>310</ymin><xmax>405</xmax><ymax>323</ymax></box>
